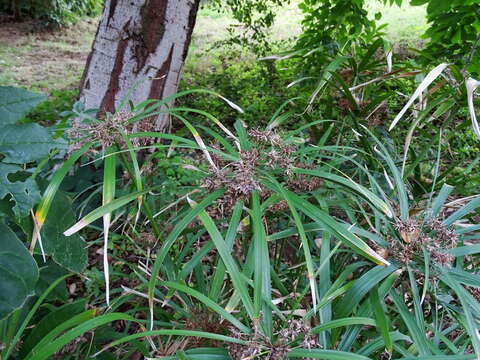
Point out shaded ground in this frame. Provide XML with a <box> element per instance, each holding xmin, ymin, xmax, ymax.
<box><xmin>0</xmin><ymin>19</ymin><xmax>97</xmax><ymax>91</ymax></box>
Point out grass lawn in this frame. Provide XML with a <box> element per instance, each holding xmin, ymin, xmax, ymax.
<box><xmin>0</xmin><ymin>0</ymin><xmax>428</xmax><ymax>94</ymax></box>
<box><xmin>365</xmin><ymin>0</ymin><xmax>428</xmax><ymax>45</ymax></box>
<box><xmin>0</xmin><ymin>20</ymin><xmax>97</xmax><ymax>91</ymax></box>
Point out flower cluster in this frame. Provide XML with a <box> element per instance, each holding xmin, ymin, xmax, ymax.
<box><xmin>202</xmin><ymin>129</ymin><xmax>322</xmax><ymax>218</ymax></box>
<box><xmin>68</xmin><ymin>110</ymin><xmax>155</xmax><ymax>151</ymax></box>
<box><xmin>228</xmin><ymin>320</ymin><xmax>318</xmax><ymax>360</ymax></box>
<box><xmin>390</xmin><ymin>217</ymin><xmax>458</xmax><ymax>267</ymax></box>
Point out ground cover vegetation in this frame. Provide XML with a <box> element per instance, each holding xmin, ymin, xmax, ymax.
<box><xmin>1</xmin><ymin>0</ymin><xmax>480</xmax><ymax>359</ymax></box>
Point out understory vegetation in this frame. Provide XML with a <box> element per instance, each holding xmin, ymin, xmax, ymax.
<box><xmin>1</xmin><ymin>0</ymin><xmax>480</xmax><ymax>359</ymax></box>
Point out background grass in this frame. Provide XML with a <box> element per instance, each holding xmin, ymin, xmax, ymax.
<box><xmin>0</xmin><ymin>0</ymin><xmax>428</xmax><ymax>125</ymax></box>
<box><xmin>0</xmin><ymin>0</ymin><xmax>427</xmax><ymax>93</ymax></box>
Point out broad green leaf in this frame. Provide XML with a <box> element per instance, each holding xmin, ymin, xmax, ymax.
<box><xmin>0</xmin><ymin>123</ymin><xmax>64</xmax><ymax>164</ymax></box>
<box><xmin>34</xmin><ymin>262</ymin><xmax>68</xmax><ymax>301</ymax></box>
<box><xmin>40</xmin><ymin>191</ymin><xmax>87</xmax><ymax>273</ymax></box>
<box><xmin>0</xmin><ymin>163</ymin><xmax>41</xmax><ymax>217</ymax></box>
<box><xmin>0</xmin><ymin>86</ymin><xmax>46</xmax><ymax>125</ymax></box>
<box><xmin>0</xmin><ymin>223</ymin><xmax>39</xmax><ymax>320</ymax></box>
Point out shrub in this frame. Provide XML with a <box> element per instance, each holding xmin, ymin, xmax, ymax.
<box><xmin>1</xmin><ymin>0</ymin><xmax>103</xmax><ymax>26</ymax></box>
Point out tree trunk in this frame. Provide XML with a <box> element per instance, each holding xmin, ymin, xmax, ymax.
<box><xmin>79</xmin><ymin>0</ymin><xmax>200</xmax><ymax>130</ymax></box>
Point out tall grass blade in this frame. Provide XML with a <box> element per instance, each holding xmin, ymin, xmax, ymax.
<box><xmin>192</xmin><ymin>198</ymin><xmax>255</xmax><ymax>320</ymax></box>
<box><xmin>288</xmin><ymin>349</ymin><xmax>372</xmax><ymax>359</ymax></box>
<box><xmin>102</xmin><ymin>146</ymin><xmax>116</xmax><ymax>306</ymax></box>
<box><xmin>28</xmin><ymin>313</ymin><xmax>135</xmax><ymax>360</ymax></box>
<box><xmin>147</xmin><ymin>190</ymin><xmax>223</xmax><ymax>330</ymax></box>
<box><xmin>389</xmin><ymin>63</ymin><xmax>449</xmax><ymax>131</ymax></box>
<box><xmin>3</xmin><ymin>274</ymin><xmax>71</xmax><ymax>360</ymax></box>
<box><xmin>32</xmin><ymin>142</ymin><xmax>93</xmax><ymax>248</ymax></box>
<box><xmin>466</xmin><ymin>78</ymin><xmax>480</xmax><ymax>140</ymax></box>
<box><xmin>63</xmin><ymin>189</ymin><xmax>150</xmax><ymax>236</ymax></box>
<box><xmin>160</xmin><ymin>281</ymin><xmax>250</xmax><ymax>333</ymax></box>
<box><xmin>251</xmin><ymin>191</ymin><xmax>272</xmax><ymax>337</ymax></box>
<box><xmin>287</xmin><ymin>191</ymin><xmax>390</xmax><ymax>266</ymax></box>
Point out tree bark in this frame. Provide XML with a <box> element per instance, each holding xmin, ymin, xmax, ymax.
<box><xmin>79</xmin><ymin>0</ymin><xmax>200</xmax><ymax>130</ymax></box>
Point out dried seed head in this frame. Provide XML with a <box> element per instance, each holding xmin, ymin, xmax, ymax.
<box><xmin>391</xmin><ymin>217</ymin><xmax>458</xmax><ymax>268</ymax></box>
<box><xmin>268</xmin><ymin>200</ymin><xmax>290</xmax><ymax>213</ymax></box>
<box><xmin>248</xmin><ymin>129</ymin><xmax>282</xmax><ymax>146</ymax></box>
<box><xmin>394</xmin><ymin>219</ymin><xmax>421</xmax><ymax>243</ymax></box>
<box><xmin>69</xmin><ymin>110</ymin><xmax>133</xmax><ymax>151</ymax></box>
<box><xmin>138</xmin><ymin>232</ymin><xmax>156</xmax><ymax>246</ymax></box>
<box><xmin>287</xmin><ymin>174</ymin><xmax>323</xmax><ymax>193</ymax></box>
<box><xmin>202</xmin><ymin>129</ymin><xmax>321</xmax><ymax>218</ymax></box>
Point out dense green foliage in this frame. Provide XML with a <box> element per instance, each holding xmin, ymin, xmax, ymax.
<box><xmin>293</xmin><ymin>0</ymin><xmax>480</xmax><ymax>73</ymax></box>
<box><xmin>1</xmin><ymin>0</ymin><xmax>102</xmax><ymax>26</ymax></box>
<box><xmin>414</xmin><ymin>0</ymin><xmax>480</xmax><ymax>75</ymax></box>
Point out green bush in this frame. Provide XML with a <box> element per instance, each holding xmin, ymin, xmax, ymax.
<box><xmin>1</xmin><ymin>0</ymin><xmax>103</xmax><ymax>26</ymax></box>
<box><xmin>179</xmin><ymin>49</ymin><xmax>303</xmax><ymax>129</ymax></box>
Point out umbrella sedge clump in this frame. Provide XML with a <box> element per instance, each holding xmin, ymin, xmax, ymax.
<box><xmin>202</xmin><ymin>129</ymin><xmax>322</xmax><ymax>218</ymax></box>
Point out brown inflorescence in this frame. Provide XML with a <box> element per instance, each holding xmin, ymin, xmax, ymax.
<box><xmin>467</xmin><ymin>286</ymin><xmax>480</xmax><ymax>302</ymax></box>
<box><xmin>228</xmin><ymin>320</ymin><xmax>318</xmax><ymax>360</ymax></box>
<box><xmin>203</xmin><ymin>129</ymin><xmax>322</xmax><ymax>218</ymax></box>
<box><xmin>390</xmin><ymin>217</ymin><xmax>458</xmax><ymax>267</ymax></box>
<box><xmin>68</xmin><ymin>110</ymin><xmax>132</xmax><ymax>151</ymax></box>
<box><xmin>69</xmin><ymin>110</ymin><xmax>156</xmax><ymax>152</ymax></box>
